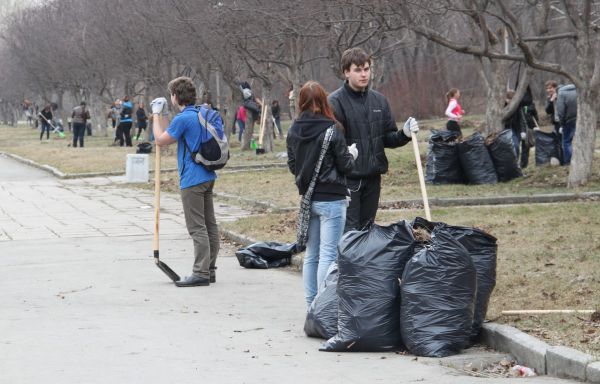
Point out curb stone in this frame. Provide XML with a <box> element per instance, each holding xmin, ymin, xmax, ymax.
<box><xmin>547</xmin><ymin>345</ymin><xmax>596</xmax><ymax>381</ymax></box>
<box><xmin>587</xmin><ymin>361</ymin><xmax>600</xmax><ymax>384</ymax></box>
<box><xmin>480</xmin><ymin>323</ymin><xmax>549</xmax><ymax>375</ymax></box>
<box><xmin>380</xmin><ymin>191</ymin><xmax>600</xmax><ymax>209</ymax></box>
<box><xmin>481</xmin><ymin>323</ymin><xmax>599</xmax><ymax>381</ymax></box>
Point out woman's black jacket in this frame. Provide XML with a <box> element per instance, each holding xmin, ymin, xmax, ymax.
<box><xmin>286</xmin><ymin>112</ymin><xmax>355</xmax><ymax>198</ymax></box>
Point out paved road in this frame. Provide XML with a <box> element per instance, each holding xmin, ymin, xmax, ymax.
<box><xmin>0</xmin><ymin>154</ymin><xmax>575</xmax><ymax>383</ymax></box>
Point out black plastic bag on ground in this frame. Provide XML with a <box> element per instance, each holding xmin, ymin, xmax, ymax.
<box><xmin>535</xmin><ymin>131</ymin><xmax>560</xmax><ymax>166</ymax></box>
<box><xmin>458</xmin><ymin>132</ymin><xmax>498</xmax><ymax>184</ymax></box>
<box><xmin>486</xmin><ymin>129</ymin><xmax>522</xmax><ymax>182</ymax></box>
<box><xmin>235</xmin><ymin>242</ymin><xmax>296</xmax><ymax>269</ymax></box>
<box><xmin>401</xmin><ymin>225</ymin><xmax>476</xmax><ymax>357</ymax></box>
<box><xmin>304</xmin><ymin>263</ymin><xmax>338</xmax><ymax>339</ymax></box>
<box><xmin>445</xmin><ymin>226</ymin><xmax>497</xmax><ymax>341</ymax></box>
<box><xmin>426</xmin><ymin>130</ymin><xmax>464</xmax><ymax>184</ymax></box>
<box><xmin>136</xmin><ymin>141</ymin><xmax>152</xmax><ymax>154</ymax></box>
<box><xmin>320</xmin><ymin>221</ymin><xmax>416</xmax><ymax>352</ymax></box>
<box><xmin>411</xmin><ymin>217</ymin><xmax>498</xmax><ymax>342</ymax></box>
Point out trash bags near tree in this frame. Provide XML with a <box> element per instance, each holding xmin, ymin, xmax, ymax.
<box><xmin>304</xmin><ymin>263</ymin><xmax>339</xmax><ymax>339</ymax></box>
<box><xmin>426</xmin><ymin>130</ymin><xmax>464</xmax><ymax>184</ymax></box>
<box><xmin>486</xmin><ymin>129</ymin><xmax>522</xmax><ymax>182</ymax></box>
<box><xmin>535</xmin><ymin>131</ymin><xmax>560</xmax><ymax>166</ymax></box>
<box><xmin>320</xmin><ymin>221</ymin><xmax>416</xmax><ymax>352</ymax></box>
<box><xmin>235</xmin><ymin>241</ymin><xmax>296</xmax><ymax>269</ymax></box>
<box><xmin>458</xmin><ymin>132</ymin><xmax>498</xmax><ymax>184</ymax></box>
<box><xmin>400</xmin><ymin>225</ymin><xmax>477</xmax><ymax>357</ymax></box>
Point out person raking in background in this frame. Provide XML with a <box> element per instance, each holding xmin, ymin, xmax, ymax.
<box><xmin>39</xmin><ymin>104</ymin><xmax>53</xmax><ymax>141</ymax></box>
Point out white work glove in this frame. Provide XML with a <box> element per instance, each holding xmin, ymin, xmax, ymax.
<box><xmin>348</xmin><ymin>143</ymin><xmax>358</xmax><ymax>160</ymax></box>
<box><xmin>559</xmin><ymin>127</ymin><xmax>563</xmax><ymax>134</ymax></box>
<box><xmin>403</xmin><ymin>117</ymin><xmax>419</xmax><ymax>137</ymax></box>
<box><xmin>533</xmin><ymin>126</ymin><xmax>541</xmax><ymax>131</ymax></box>
<box><xmin>150</xmin><ymin>97</ymin><xmax>168</xmax><ymax>115</ymax></box>
<box><xmin>520</xmin><ymin>132</ymin><xmax>526</xmax><ymax>141</ymax></box>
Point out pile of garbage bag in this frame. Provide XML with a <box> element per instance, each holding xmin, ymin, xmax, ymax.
<box><xmin>304</xmin><ymin>217</ymin><xmax>497</xmax><ymax>358</ymax></box>
<box><xmin>426</xmin><ymin>129</ymin><xmax>523</xmax><ymax>184</ymax></box>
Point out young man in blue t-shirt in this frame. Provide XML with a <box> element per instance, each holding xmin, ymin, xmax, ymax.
<box><xmin>151</xmin><ymin>77</ymin><xmax>219</xmax><ymax>287</ymax></box>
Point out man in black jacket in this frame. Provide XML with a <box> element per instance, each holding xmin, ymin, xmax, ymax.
<box><xmin>328</xmin><ymin>47</ymin><xmax>419</xmax><ymax>232</ymax></box>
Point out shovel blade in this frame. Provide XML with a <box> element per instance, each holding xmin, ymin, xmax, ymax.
<box><xmin>155</xmin><ymin>258</ymin><xmax>180</xmax><ymax>282</ymax></box>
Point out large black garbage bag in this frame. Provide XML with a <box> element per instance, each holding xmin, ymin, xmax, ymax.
<box><xmin>535</xmin><ymin>131</ymin><xmax>560</xmax><ymax>166</ymax></box>
<box><xmin>445</xmin><ymin>226</ymin><xmax>497</xmax><ymax>341</ymax></box>
<box><xmin>411</xmin><ymin>217</ymin><xmax>498</xmax><ymax>342</ymax></box>
<box><xmin>486</xmin><ymin>129</ymin><xmax>522</xmax><ymax>182</ymax></box>
<box><xmin>458</xmin><ymin>132</ymin><xmax>498</xmax><ymax>184</ymax></box>
<box><xmin>235</xmin><ymin>242</ymin><xmax>296</xmax><ymax>269</ymax></box>
<box><xmin>426</xmin><ymin>130</ymin><xmax>464</xmax><ymax>184</ymax></box>
<box><xmin>304</xmin><ymin>263</ymin><xmax>338</xmax><ymax>339</ymax></box>
<box><xmin>320</xmin><ymin>221</ymin><xmax>416</xmax><ymax>352</ymax></box>
<box><xmin>401</xmin><ymin>226</ymin><xmax>476</xmax><ymax>357</ymax></box>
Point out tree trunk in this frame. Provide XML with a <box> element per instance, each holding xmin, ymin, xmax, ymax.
<box><xmin>480</xmin><ymin>59</ymin><xmax>510</xmax><ymax>135</ymax></box>
<box><xmin>225</xmin><ymin>82</ymin><xmax>243</xmax><ymax>138</ymax></box>
<box><xmin>567</xmin><ymin>88</ymin><xmax>599</xmax><ymax>187</ymax></box>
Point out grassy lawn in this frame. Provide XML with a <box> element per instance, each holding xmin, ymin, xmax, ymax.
<box><xmin>130</xmin><ymin>116</ymin><xmax>600</xmax><ymax>205</ymax></box>
<box><xmin>221</xmin><ymin>201</ymin><xmax>600</xmax><ymax>355</ymax></box>
<box><xmin>0</xmin><ymin>122</ymin><xmax>290</xmax><ymax>174</ymax></box>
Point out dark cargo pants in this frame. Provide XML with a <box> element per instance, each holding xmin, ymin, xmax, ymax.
<box><xmin>181</xmin><ymin>180</ymin><xmax>220</xmax><ymax>278</ymax></box>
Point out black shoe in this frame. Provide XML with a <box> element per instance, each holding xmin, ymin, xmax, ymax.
<box><xmin>209</xmin><ymin>267</ymin><xmax>217</xmax><ymax>283</ymax></box>
<box><xmin>175</xmin><ymin>275</ymin><xmax>210</xmax><ymax>287</ymax></box>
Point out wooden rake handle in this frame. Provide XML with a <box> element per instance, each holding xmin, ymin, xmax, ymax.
<box><xmin>411</xmin><ymin>132</ymin><xmax>431</xmax><ymax>221</ymax></box>
<box><xmin>153</xmin><ymin>145</ymin><xmax>161</xmax><ymax>255</ymax></box>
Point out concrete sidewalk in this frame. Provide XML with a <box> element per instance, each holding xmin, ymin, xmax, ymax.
<box><xmin>0</xmin><ymin>155</ymin><xmax>575</xmax><ymax>383</ymax></box>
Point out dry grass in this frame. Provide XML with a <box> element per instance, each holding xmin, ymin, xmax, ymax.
<box><xmin>207</xmin><ymin>147</ymin><xmax>600</xmax><ymax>208</ymax></box>
<box><xmin>221</xmin><ymin>202</ymin><xmax>600</xmax><ymax>354</ymax></box>
<box><xmin>0</xmin><ymin>122</ymin><xmax>290</xmax><ymax>174</ymax></box>
<box><xmin>0</xmin><ymin>124</ymin><xmax>178</xmax><ymax>173</ymax></box>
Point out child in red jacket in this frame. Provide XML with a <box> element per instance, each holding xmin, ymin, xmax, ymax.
<box><xmin>445</xmin><ymin>88</ymin><xmax>465</xmax><ymax>136</ymax></box>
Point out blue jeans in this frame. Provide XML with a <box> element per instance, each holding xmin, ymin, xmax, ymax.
<box><xmin>303</xmin><ymin>199</ymin><xmax>346</xmax><ymax>306</ymax></box>
<box><xmin>562</xmin><ymin>121</ymin><xmax>576</xmax><ymax>165</ymax></box>
<box><xmin>236</xmin><ymin>119</ymin><xmax>245</xmax><ymax>142</ymax></box>
<box><xmin>274</xmin><ymin>116</ymin><xmax>282</xmax><ymax>137</ymax></box>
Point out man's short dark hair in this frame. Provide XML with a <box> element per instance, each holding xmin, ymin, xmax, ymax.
<box><xmin>168</xmin><ymin>76</ymin><xmax>197</xmax><ymax>106</ymax></box>
<box><xmin>340</xmin><ymin>47</ymin><xmax>372</xmax><ymax>73</ymax></box>
<box><xmin>80</xmin><ymin>101</ymin><xmax>86</xmax><ymax>106</ymax></box>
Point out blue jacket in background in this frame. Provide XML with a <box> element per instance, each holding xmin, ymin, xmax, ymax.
<box><xmin>120</xmin><ymin>100</ymin><xmax>133</xmax><ymax>123</ymax></box>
